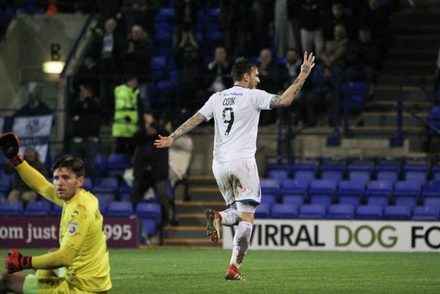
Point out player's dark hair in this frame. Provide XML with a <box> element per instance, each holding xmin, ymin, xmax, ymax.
<box><xmin>51</xmin><ymin>155</ymin><xmax>85</xmax><ymax>177</ymax></box>
<box><xmin>231</xmin><ymin>57</ymin><xmax>256</xmax><ymax>82</ymax></box>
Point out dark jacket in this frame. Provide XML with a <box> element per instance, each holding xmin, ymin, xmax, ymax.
<box><xmin>71</xmin><ymin>95</ymin><xmax>103</xmax><ymax>138</ymax></box>
<box><xmin>132</xmin><ymin>122</ymin><xmax>169</xmax><ymax>181</ymax></box>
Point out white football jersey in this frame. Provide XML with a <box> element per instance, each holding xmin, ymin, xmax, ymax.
<box><xmin>199</xmin><ymin>85</ymin><xmax>273</xmax><ymax>163</ymax></box>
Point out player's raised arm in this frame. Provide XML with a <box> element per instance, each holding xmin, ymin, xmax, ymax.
<box><xmin>270</xmin><ymin>51</ymin><xmax>315</xmax><ymax>109</ymax></box>
<box><xmin>154</xmin><ymin>112</ymin><xmax>205</xmax><ymax>148</ymax></box>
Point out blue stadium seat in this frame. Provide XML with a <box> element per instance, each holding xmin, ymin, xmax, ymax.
<box><xmin>140</xmin><ymin>219</ymin><xmax>159</xmax><ymax>241</ymax></box>
<box><xmin>309</xmin><ymin>179</ymin><xmax>337</xmax><ymax>196</ymax></box>
<box><xmin>310</xmin><ymin>194</ymin><xmax>333</xmax><ymax>207</ymax></box>
<box><xmin>83</xmin><ymin>177</ymin><xmax>93</xmax><ymax>191</ymax></box>
<box><xmin>375</xmin><ymin>163</ymin><xmax>401</xmax><ymax>184</ymax></box>
<box><xmin>326</xmin><ymin>204</ymin><xmax>354</xmax><ymax>219</ymax></box>
<box><xmin>421</xmin><ymin>181</ymin><xmax>440</xmax><ymax>198</ymax></box>
<box><xmin>347</xmin><ymin>163</ymin><xmax>373</xmax><ymax>184</ymax></box>
<box><xmin>290</xmin><ymin>163</ymin><xmax>318</xmax><ymax>182</ymax></box>
<box><xmin>383</xmin><ymin>205</ymin><xmax>411</xmax><ymax>220</ymax></box>
<box><xmin>96</xmin><ymin>193</ymin><xmax>116</xmax><ymax>213</ymax></box>
<box><xmin>93</xmin><ymin>177</ymin><xmax>119</xmax><ymax>194</ymax></box>
<box><xmin>260</xmin><ymin>179</ymin><xmax>280</xmax><ymax>195</ymax></box>
<box><xmin>403</xmin><ymin>163</ymin><xmax>429</xmax><ymax>184</ymax></box>
<box><xmin>267</xmin><ymin>170</ymin><xmax>289</xmax><ymax>181</ymax></box>
<box><xmin>365</xmin><ymin>180</ymin><xmax>393</xmax><ymax>197</ymax></box>
<box><xmin>282</xmin><ymin>194</ymin><xmax>304</xmax><ymax>206</ymax></box>
<box><xmin>341</xmin><ymin>81</ymin><xmax>368</xmax><ymax>112</ymax></box>
<box><xmin>280</xmin><ymin>179</ymin><xmax>309</xmax><ymax>196</ymax></box>
<box><xmin>298</xmin><ymin>204</ymin><xmax>326</xmax><ymax>219</ymax></box>
<box><xmin>423</xmin><ymin>197</ymin><xmax>440</xmax><ymax>208</ymax></box>
<box><xmin>427</xmin><ymin>105</ymin><xmax>440</xmax><ymax>135</ymax></box>
<box><xmin>260</xmin><ymin>193</ymin><xmax>278</xmax><ymax>206</ymax></box>
<box><xmin>155</xmin><ymin>8</ymin><xmax>175</xmax><ymax>22</ymax></box>
<box><xmin>94</xmin><ymin>153</ymin><xmax>106</xmax><ymax>177</ymax></box>
<box><xmin>271</xmin><ymin>204</ymin><xmax>298</xmax><ymax>219</ymax></box>
<box><xmin>431</xmin><ymin>165</ymin><xmax>440</xmax><ymax>181</ymax></box>
<box><xmin>319</xmin><ymin>162</ymin><xmax>345</xmax><ymax>183</ymax></box>
<box><xmin>412</xmin><ymin>206</ymin><xmax>440</xmax><ymax>221</ymax></box>
<box><xmin>338</xmin><ymin>180</ymin><xmax>365</xmax><ymax>196</ymax></box>
<box><xmin>394</xmin><ymin>196</ymin><xmax>417</xmax><ymax>209</ymax></box>
<box><xmin>0</xmin><ymin>173</ymin><xmax>13</xmax><ymax>194</ymax></box>
<box><xmin>355</xmin><ymin>205</ymin><xmax>383</xmax><ymax>220</ymax></box>
<box><xmin>50</xmin><ymin>204</ymin><xmax>63</xmax><ymax>216</ymax></box>
<box><xmin>106</xmin><ymin>201</ymin><xmax>134</xmax><ymax>217</ymax></box>
<box><xmin>254</xmin><ymin>203</ymin><xmax>270</xmax><ymax>218</ymax></box>
<box><xmin>23</xmin><ymin>201</ymin><xmax>51</xmax><ymax>216</ymax></box>
<box><xmin>106</xmin><ymin>154</ymin><xmax>132</xmax><ymax>177</ymax></box>
<box><xmin>337</xmin><ymin>195</ymin><xmax>361</xmax><ymax>208</ymax></box>
<box><xmin>393</xmin><ymin>180</ymin><xmax>422</xmax><ymax>198</ymax></box>
<box><xmin>136</xmin><ymin>203</ymin><xmax>162</xmax><ymax>222</ymax></box>
<box><xmin>367</xmin><ymin>196</ymin><xmax>389</xmax><ymax>208</ymax></box>
<box><xmin>0</xmin><ymin>201</ymin><xmax>23</xmax><ymax>216</ymax></box>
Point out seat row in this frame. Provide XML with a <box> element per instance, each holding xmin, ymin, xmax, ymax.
<box><xmin>256</xmin><ymin>203</ymin><xmax>440</xmax><ymax>221</ymax></box>
<box><xmin>265</xmin><ymin>162</ymin><xmax>440</xmax><ymax>185</ymax></box>
<box><xmin>260</xmin><ymin>178</ymin><xmax>440</xmax><ymax>198</ymax></box>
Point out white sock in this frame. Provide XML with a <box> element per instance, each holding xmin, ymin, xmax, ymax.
<box><xmin>230</xmin><ymin>221</ymin><xmax>253</xmax><ymax>266</ymax></box>
<box><xmin>219</xmin><ymin>208</ymin><xmax>239</xmax><ymax>226</ymax></box>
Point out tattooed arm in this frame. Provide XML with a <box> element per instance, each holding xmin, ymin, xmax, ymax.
<box><xmin>270</xmin><ymin>51</ymin><xmax>316</xmax><ymax>109</ymax></box>
<box><xmin>154</xmin><ymin>112</ymin><xmax>205</xmax><ymax>148</ymax></box>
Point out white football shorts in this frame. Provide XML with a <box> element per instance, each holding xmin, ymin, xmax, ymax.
<box><xmin>212</xmin><ymin>159</ymin><xmax>261</xmax><ymax>210</ymax></box>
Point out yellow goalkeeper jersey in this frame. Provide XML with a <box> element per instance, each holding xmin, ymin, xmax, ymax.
<box><xmin>17</xmin><ymin>161</ymin><xmax>112</xmax><ymax>292</ymax></box>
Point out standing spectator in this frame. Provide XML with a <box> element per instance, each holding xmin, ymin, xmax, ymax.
<box><xmin>175</xmin><ymin>30</ymin><xmax>204</xmax><ymax>111</ymax></box>
<box><xmin>325</xmin><ymin>23</ymin><xmax>350</xmax><ymax>67</ymax></box>
<box><xmin>88</xmin><ymin>18</ymin><xmax>123</xmax><ymax>112</ymax></box>
<box><xmin>274</xmin><ymin>0</ymin><xmax>296</xmax><ymax>57</ymax></box>
<box><xmin>358</xmin><ymin>0</ymin><xmax>392</xmax><ymax>52</ymax></box>
<box><xmin>4</xmin><ymin>147</ymin><xmax>46</xmax><ymax>203</ymax></box>
<box><xmin>322</xmin><ymin>2</ymin><xmax>356</xmax><ymax>42</ymax></box>
<box><xmin>433</xmin><ymin>47</ymin><xmax>440</xmax><ymax>99</ymax></box>
<box><xmin>131</xmin><ymin>113</ymin><xmax>173</xmax><ymax>225</ymax></box>
<box><xmin>14</xmin><ymin>83</ymin><xmax>52</xmax><ymax>117</ymax></box>
<box><xmin>251</xmin><ymin>0</ymin><xmax>275</xmax><ymax>55</ymax></box>
<box><xmin>70</xmin><ymin>83</ymin><xmax>103</xmax><ymax>182</ymax></box>
<box><xmin>298</xmin><ymin>0</ymin><xmax>325</xmax><ymax>57</ymax></box>
<box><xmin>74</xmin><ymin>55</ymin><xmax>100</xmax><ymax>99</ymax></box>
<box><xmin>154</xmin><ymin>53</ymin><xmax>315</xmax><ymax>280</ymax></box>
<box><xmin>284</xmin><ymin>48</ymin><xmax>302</xmax><ymax>84</ymax></box>
<box><xmin>304</xmin><ymin>49</ymin><xmax>343</xmax><ymax>126</ymax></box>
<box><xmin>122</xmin><ymin>25</ymin><xmax>152</xmax><ymax>78</ymax></box>
<box><xmin>220</xmin><ymin>0</ymin><xmax>249</xmax><ymax>56</ymax></box>
<box><xmin>175</xmin><ymin>0</ymin><xmax>202</xmax><ymax>38</ymax></box>
<box><xmin>205</xmin><ymin>46</ymin><xmax>233</xmax><ymax>96</ymax></box>
<box><xmin>112</xmin><ymin>75</ymin><xmax>141</xmax><ymax>154</ymax></box>
<box><xmin>120</xmin><ymin>0</ymin><xmax>160</xmax><ymax>37</ymax></box>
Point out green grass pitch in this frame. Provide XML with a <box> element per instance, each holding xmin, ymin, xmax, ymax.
<box><xmin>1</xmin><ymin>248</ymin><xmax>440</xmax><ymax>293</ymax></box>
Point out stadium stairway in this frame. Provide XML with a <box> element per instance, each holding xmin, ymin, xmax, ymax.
<box><xmin>162</xmin><ymin>175</ymin><xmax>224</xmax><ymax>248</ymax></box>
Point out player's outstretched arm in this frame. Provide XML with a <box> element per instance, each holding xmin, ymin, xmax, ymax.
<box><xmin>154</xmin><ymin>112</ymin><xmax>205</xmax><ymax>148</ymax></box>
<box><xmin>270</xmin><ymin>51</ymin><xmax>315</xmax><ymax>109</ymax></box>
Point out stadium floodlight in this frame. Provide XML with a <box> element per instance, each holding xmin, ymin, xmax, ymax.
<box><xmin>42</xmin><ymin>61</ymin><xmax>64</xmax><ymax>74</ymax></box>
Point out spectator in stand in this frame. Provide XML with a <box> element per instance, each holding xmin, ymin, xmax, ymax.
<box><xmin>175</xmin><ymin>30</ymin><xmax>204</xmax><ymax>112</ymax></box>
<box><xmin>70</xmin><ymin>83</ymin><xmax>103</xmax><ymax>182</ymax></box>
<box><xmin>257</xmin><ymin>49</ymin><xmax>289</xmax><ymax>125</ymax></box>
<box><xmin>112</xmin><ymin>75</ymin><xmax>142</xmax><ymax>154</ymax></box>
<box><xmin>358</xmin><ymin>0</ymin><xmax>392</xmax><ymax>52</ymax></box>
<box><xmin>88</xmin><ymin>18</ymin><xmax>123</xmax><ymax>112</ymax></box>
<box><xmin>131</xmin><ymin>113</ymin><xmax>175</xmax><ymax>225</ymax></box>
<box><xmin>251</xmin><ymin>0</ymin><xmax>274</xmax><ymax>55</ymax></box>
<box><xmin>325</xmin><ymin>23</ymin><xmax>350</xmax><ymax>68</ymax></box>
<box><xmin>175</xmin><ymin>0</ymin><xmax>202</xmax><ymax>38</ymax></box>
<box><xmin>284</xmin><ymin>48</ymin><xmax>302</xmax><ymax>85</ymax></box>
<box><xmin>205</xmin><ymin>46</ymin><xmax>233</xmax><ymax>96</ymax></box>
<box><xmin>274</xmin><ymin>0</ymin><xmax>297</xmax><ymax>57</ymax></box>
<box><xmin>298</xmin><ymin>0</ymin><xmax>325</xmax><ymax>57</ymax></box>
<box><xmin>345</xmin><ymin>27</ymin><xmax>382</xmax><ymax>97</ymax></box>
<box><xmin>120</xmin><ymin>0</ymin><xmax>160</xmax><ymax>37</ymax></box>
<box><xmin>73</xmin><ymin>55</ymin><xmax>100</xmax><ymax>98</ymax></box>
<box><xmin>122</xmin><ymin>25</ymin><xmax>152</xmax><ymax>78</ymax></box>
<box><xmin>4</xmin><ymin>147</ymin><xmax>46</xmax><ymax>204</ymax></box>
<box><xmin>322</xmin><ymin>2</ymin><xmax>356</xmax><ymax>42</ymax></box>
<box><xmin>303</xmin><ymin>49</ymin><xmax>343</xmax><ymax>126</ymax></box>
<box><xmin>219</xmin><ymin>0</ymin><xmax>249</xmax><ymax>56</ymax></box>
<box><xmin>14</xmin><ymin>83</ymin><xmax>52</xmax><ymax>117</ymax></box>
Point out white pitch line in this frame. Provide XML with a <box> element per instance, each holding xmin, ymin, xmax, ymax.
<box><xmin>112</xmin><ymin>274</ymin><xmax>154</xmax><ymax>280</ymax></box>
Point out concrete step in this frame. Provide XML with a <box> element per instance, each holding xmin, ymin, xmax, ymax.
<box><xmin>387</xmin><ymin>48</ymin><xmax>438</xmax><ymax>63</ymax></box>
<box><xmin>359</xmin><ymin>112</ymin><xmax>428</xmax><ymax>128</ymax></box>
<box><xmin>163</xmin><ymin>225</ymin><xmax>207</xmax><ymax>239</ymax></box>
<box><xmin>384</xmin><ymin>61</ymin><xmax>436</xmax><ymax>75</ymax></box>
<box><xmin>373</xmin><ymin>85</ymin><xmax>431</xmax><ymax>101</ymax></box>
<box><xmin>175</xmin><ymin>200</ymin><xmax>225</xmax><ymax>214</ymax></box>
<box><xmin>162</xmin><ymin>237</ymin><xmax>222</xmax><ymax>247</ymax></box>
<box><xmin>392</xmin><ymin>12</ymin><xmax>440</xmax><ymax>25</ymax></box>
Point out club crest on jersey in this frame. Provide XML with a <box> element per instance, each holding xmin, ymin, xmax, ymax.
<box><xmin>68</xmin><ymin>222</ymin><xmax>79</xmax><ymax>235</ymax></box>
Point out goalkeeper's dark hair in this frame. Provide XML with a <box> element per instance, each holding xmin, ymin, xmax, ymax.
<box><xmin>231</xmin><ymin>57</ymin><xmax>256</xmax><ymax>82</ymax></box>
<box><xmin>51</xmin><ymin>155</ymin><xmax>85</xmax><ymax>177</ymax></box>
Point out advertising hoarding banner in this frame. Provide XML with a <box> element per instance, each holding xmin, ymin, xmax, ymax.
<box><xmin>223</xmin><ymin>220</ymin><xmax>440</xmax><ymax>252</ymax></box>
<box><xmin>0</xmin><ymin>216</ymin><xmax>139</xmax><ymax>248</ymax></box>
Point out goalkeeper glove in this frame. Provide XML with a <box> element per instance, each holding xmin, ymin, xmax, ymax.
<box><xmin>4</xmin><ymin>249</ymin><xmax>32</xmax><ymax>274</ymax></box>
<box><xmin>0</xmin><ymin>132</ymin><xmax>23</xmax><ymax>166</ymax></box>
